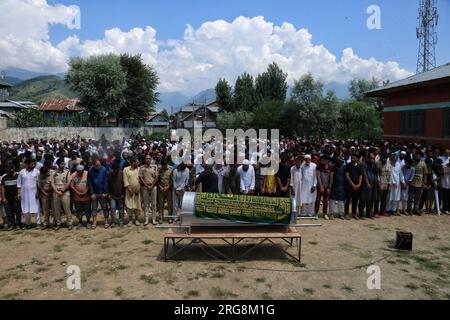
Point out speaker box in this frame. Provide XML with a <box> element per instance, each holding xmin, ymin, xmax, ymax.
<box><xmin>395</xmin><ymin>231</ymin><xmax>413</xmax><ymax>250</ymax></box>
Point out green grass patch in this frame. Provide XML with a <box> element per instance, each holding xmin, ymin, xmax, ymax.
<box><xmin>114</xmin><ymin>286</ymin><xmax>124</xmax><ymax>297</ymax></box>
<box><xmin>404</xmin><ymin>283</ymin><xmax>419</xmax><ymax>290</ymax></box>
<box><xmin>210</xmin><ymin>287</ymin><xmax>238</xmax><ymax>299</ymax></box>
<box><xmin>53</xmin><ymin>244</ymin><xmax>66</xmax><ymax>252</ymax></box>
<box><xmin>184</xmin><ymin>290</ymin><xmax>200</xmax><ymax>299</ymax></box>
<box><xmin>140</xmin><ymin>274</ymin><xmax>159</xmax><ymax>285</ymax></box>
<box><xmin>303</xmin><ymin>288</ymin><xmax>314</xmax><ymax>295</ymax></box>
<box><xmin>341</xmin><ymin>285</ymin><xmax>354</xmax><ymax>293</ymax></box>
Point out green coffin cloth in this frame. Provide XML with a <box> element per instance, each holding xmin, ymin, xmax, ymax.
<box><xmin>194</xmin><ymin>193</ymin><xmax>293</xmax><ymax>225</ymax></box>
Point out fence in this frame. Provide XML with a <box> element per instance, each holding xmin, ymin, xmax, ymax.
<box><xmin>0</xmin><ymin>127</ymin><xmax>150</xmax><ymax>141</ymax></box>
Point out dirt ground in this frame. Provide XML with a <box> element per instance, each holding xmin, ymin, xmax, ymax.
<box><xmin>0</xmin><ymin>214</ymin><xmax>449</xmax><ymax>300</ymax></box>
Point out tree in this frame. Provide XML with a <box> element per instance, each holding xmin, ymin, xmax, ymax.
<box><xmin>215</xmin><ymin>78</ymin><xmax>233</xmax><ymax>112</ymax></box>
<box><xmin>119</xmin><ymin>54</ymin><xmax>159</xmax><ymax>124</ymax></box>
<box><xmin>337</xmin><ymin>100</ymin><xmax>383</xmax><ymax>140</ymax></box>
<box><xmin>160</xmin><ymin>109</ymin><xmax>169</xmax><ymax>120</ymax></box>
<box><xmin>291</xmin><ymin>73</ymin><xmax>324</xmax><ymax>107</ymax></box>
<box><xmin>295</xmin><ymin>90</ymin><xmax>339</xmax><ymax>137</ymax></box>
<box><xmin>233</xmin><ymin>73</ymin><xmax>258</xmax><ymax>112</ymax></box>
<box><xmin>66</xmin><ymin>54</ymin><xmax>127</xmax><ymax>126</ymax></box>
<box><xmin>348</xmin><ymin>77</ymin><xmax>380</xmax><ymax>101</ymax></box>
<box><xmin>216</xmin><ymin>110</ymin><xmax>254</xmax><ymax>131</ymax></box>
<box><xmin>12</xmin><ymin>108</ymin><xmax>49</xmax><ymax>127</ymax></box>
<box><xmin>255</xmin><ymin>62</ymin><xmax>288</xmax><ymax>102</ymax></box>
<box><xmin>252</xmin><ymin>100</ymin><xmax>284</xmax><ymax>129</ymax></box>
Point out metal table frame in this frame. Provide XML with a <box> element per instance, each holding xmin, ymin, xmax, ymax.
<box><xmin>163</xmin><ymin>227</ymin><xmax>302</xmax><ymax>262</ymax></box>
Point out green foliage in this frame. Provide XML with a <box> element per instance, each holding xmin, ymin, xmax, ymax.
<box><xmin>233</xmin><ymin>73</ymin><xmax>258</xmax><ymax>112</ymax></box>
<box><xmin>215</xmin><ymin>78</ymin><xmax>233</xmax><ymax>112</ymax></box>
<box><xmin>291</xmin><ymin>73</ymin><xmax>324</xmax><ymax>107</ymax></box>
<box><xmin>12</xmin><ymin>108</ymin><xmax>50</xmax><ymax>127</ymax></box>
<box><xmin>216</xmin><ymin>110</ymin><xmax>254</xmax><ymax>131</ymax></box>
<box><xmin>119</xmin><ymin>54</ymin><xmax>159</xmax><ymax>122</ymax></box>
<box><xmin>159</xmin><ymin>109</ymin><xmax>169</xmax><ymax>121</ymax></box>
<box><xmin>255</xmin><ymin>62</ymin><xmax>288</xmax><ymax>102</ymax></box>
<box><xmin>65</xmin><ymin>54</ymin><xmax>128</xmax><ymax>126</ymax></box>
<box><xmin>349</xmin><ymin>77</ymin><xmax>384</xmax><ymax>112</ymax></box>
<box><xmin>348</xmin><ymin>77</ymin><xmax>379</xmax><ymax>101</ymax></box>
<box><xmin>252</xmin><ymin>100</ymin><xmax>284</xmax><ymax>129</ymax></box>
<box><xmin>337</xmin><ymin>100</ymin><xmax>383</xmax><ymax>140</ymax></box>
<box><xmin>8</xmin><ymin>76</ymin><xmax>77</xmax><ymax>104</ymax></box>
<box><xmin>144</xmin><ymin>132</ymin><xmax>169</xmax><ymax>142</ymax></box>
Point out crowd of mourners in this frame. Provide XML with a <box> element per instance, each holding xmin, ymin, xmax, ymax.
<box><xmin>0</xmin><ymin>133</ymin><xmax>449</xmax><ymax>231</ymax></box>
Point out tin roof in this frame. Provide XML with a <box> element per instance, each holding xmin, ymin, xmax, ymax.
<box><xmin>0</xmin><ymin>81</ymin><xmax>13</xmax><ymax>87</ymax></box>
<box><xmin>366</xmin><ymin>62</ymin><xmax>450</xmax><ymax>97</ymax></box>
<box><xmin>39</xmin><ymin>98</ymin><xmax>83</xmax><ymax>112</ymax></box>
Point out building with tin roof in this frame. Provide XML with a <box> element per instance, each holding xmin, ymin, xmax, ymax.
<box><xmin>366</xmin><ymin>62</ymin><xmax>450</xmax><ymax>148</ymax></box>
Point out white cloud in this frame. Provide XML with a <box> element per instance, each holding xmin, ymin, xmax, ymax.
<box><xmin>0</xmin><ymin>2</ymin><xmax>412</xmax><ymax>94</ymax></box>
<box><xmin>0</xmin><ymin>0</ymin><xmax>79</xmax><ymax>73</ymax></box>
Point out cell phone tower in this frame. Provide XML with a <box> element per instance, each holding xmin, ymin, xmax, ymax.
<box><xmin>416</xmin><ymin>0</ymin><xmax>439</xmax><ymax>73</ymax></box>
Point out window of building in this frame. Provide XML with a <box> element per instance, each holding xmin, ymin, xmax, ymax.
<box><xmin>444</xmin><ymin>108</ymin><xmax>450</xmax><ymax>137</ymax></box>
<box><xmin>400</xmin><ymin>110</ymin><xmax>425</xmax><ymax>136</ymax></box>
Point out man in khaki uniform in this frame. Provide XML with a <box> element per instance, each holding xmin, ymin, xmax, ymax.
<box><xmin>38</xmin><ymin>166</ymin><xmax>53</xmax><ymax>228</ymax></box>
<box><xmin>123</xmin><ymin>157</ymin><xmax>142</xmax><ymax>226</ymax></box>
<box><xmin>139</xmin><ymin>155</ymin><xmax>158</xmax><ymax>226</ymax></box>
<box><xmin>51</xmin><ymin>158</ymin><xmax>73</xmax><ymax>230</ymax></box>
<box><xmin>158</xmin><ymin>158</ymin><xmax>173</xmax><ymax>224</ymax></box>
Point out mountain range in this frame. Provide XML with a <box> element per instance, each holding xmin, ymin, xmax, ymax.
<box><xmin>4</xmin><ymin>67</ymin><xmax>350</xmax><ymax>111</ymax></box>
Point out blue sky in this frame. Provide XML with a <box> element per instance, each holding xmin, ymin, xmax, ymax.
<box><xmin>47</xmin><ymin>0</ymin><xmax>450</xmax><ymax>72</ymax></box>
<box><xmin>1</xmin><ymin>0</ymin><xmax>448</xmax><ymax>94</ymax></box>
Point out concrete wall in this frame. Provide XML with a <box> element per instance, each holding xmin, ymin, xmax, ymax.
<box><xmin>0</xmin><ymin>127</ymin><xmax>151</xmax><ymax>141</ymax></box>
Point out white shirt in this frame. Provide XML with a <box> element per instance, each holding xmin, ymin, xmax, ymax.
<box><xmin>237</xmin><ymin>165</ymin><xmax>255</xmax><ymax>193</ymax></box>
<box><xmin>173</xmin><ymin>168</ymin><xmax>190</xmax><ymax>191</ymax></box>
<box><xmin>442</xmin><ymin>165</ymin><xmax>450</xmax><ymax>189</ymax></box>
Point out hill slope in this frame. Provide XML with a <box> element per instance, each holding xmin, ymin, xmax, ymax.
<box><xmin>8</xmin><ymin>75</ymin><xmax>77</xmax><ymax>103</ymax></box>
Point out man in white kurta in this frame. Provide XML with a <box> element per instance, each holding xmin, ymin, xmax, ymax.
<box><xmin>237</xmin><ymin>160</ymin><xmax>255</xmax><ymax>194</ymax></box>
<box><xmin>17</xmin><ymin>159</ymin><xmax>40</xmax><ymax>228</ymax></box>
<box><xmin>290</xmin><ymin>156</ymin><xmax>303</xmax><ymax>216</ymax></box>
<box><xmin>387</xmin><ymin>153</ymin><xmax>405</xmax><ymax>214</ymax></box>
<box><xmin>300</xmin><ymin>155</ymin><xmax>317</xmax><ymax>217</ymax></box>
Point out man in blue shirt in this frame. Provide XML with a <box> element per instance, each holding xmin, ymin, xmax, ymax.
<box><xmin>88</xmin><ymin>159</ymin><xmax>109</xmax><ymax>229</ymax></box>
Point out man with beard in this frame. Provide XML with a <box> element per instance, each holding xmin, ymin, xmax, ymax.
<box><xmin>88</xmin><ymin>159</ymin><xmax>109</xmax><ymax>229</ymax></box>
<box><xmin>237</xmin><ymin>159</ymin><xmax>255</xmax><ymax>195</ymax></box>
<box><xmin>344</xmin><ymin>154</ymin><xmax>363</xmax><ymax>220</ymax></box>
<box><xmin>300</xmin><ymin>155</ymin><xmax>317</xmax><ymax>218</ymax></box>
<box><xmin>172</xmin><ymin>162</ymin><xmax>189</xmax><ymax>217</ymax></box>
<box><xmin>157</xmin><ymin>158</ymin><xmax>173</xmax><ymax>223</ymax></box>
<box><xmin>360</xmin><ymin>154</ymin><xmax>379</xmax><ymax>219</ymax></box>
<box><xmin>38</xmin><ymin>166</ymin><xmax>54</xmax><ymax>228</ymax></box>
<box><xmin>195</xmin><ymin>164</ymin><xmax>219</xmax><ymax>193</ymax></box>
<box><xmin>124</xmin><ymin>157</ymin><xmax>142</xmax><ymax>226</ymax></box>
<box><xmin>139</xmin><ymin>155</ymin><xmax>158</xmax><ymax>226</ymax></box>
<box><xmin>224</xmin><ymin>165</ymin><xmax>240</xmax><ymax>195</ymax></box>
<box><xmin>71</xmin><ymin>165</ymin><xmax>91</xmax><ymax>228</ymax></box>
<box><xmin>408</xmin><ymin>151</ymin><xmax>428</xmax><ymax>216</ymax></box>
<box><xmin>107</xmin><ymin>160</ymin><xmax>125</xmax><ymax>227</ymax></box>
<box><xmin>290</xmin><ymin>155</ymin><xmax>303</xmax><ymax>217</ymax></box>
<box><xmin>329</xmin><ymin>158</ymin><xmax>346</xmax><ymax>219</ymax></box>
<box><xmin>51</xmin><ymin>158</ymin><xmax>73</xmax><ymax>230</ymax></box>
<box><xmin>17</xmin><ymin>158</ymin><xmax>40</xmax><ymax>229</ymax></box>
<box><xmin>1</xmin><ymin>164</ymin><xmax>21</xmax><ymax>230</ymax></box>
